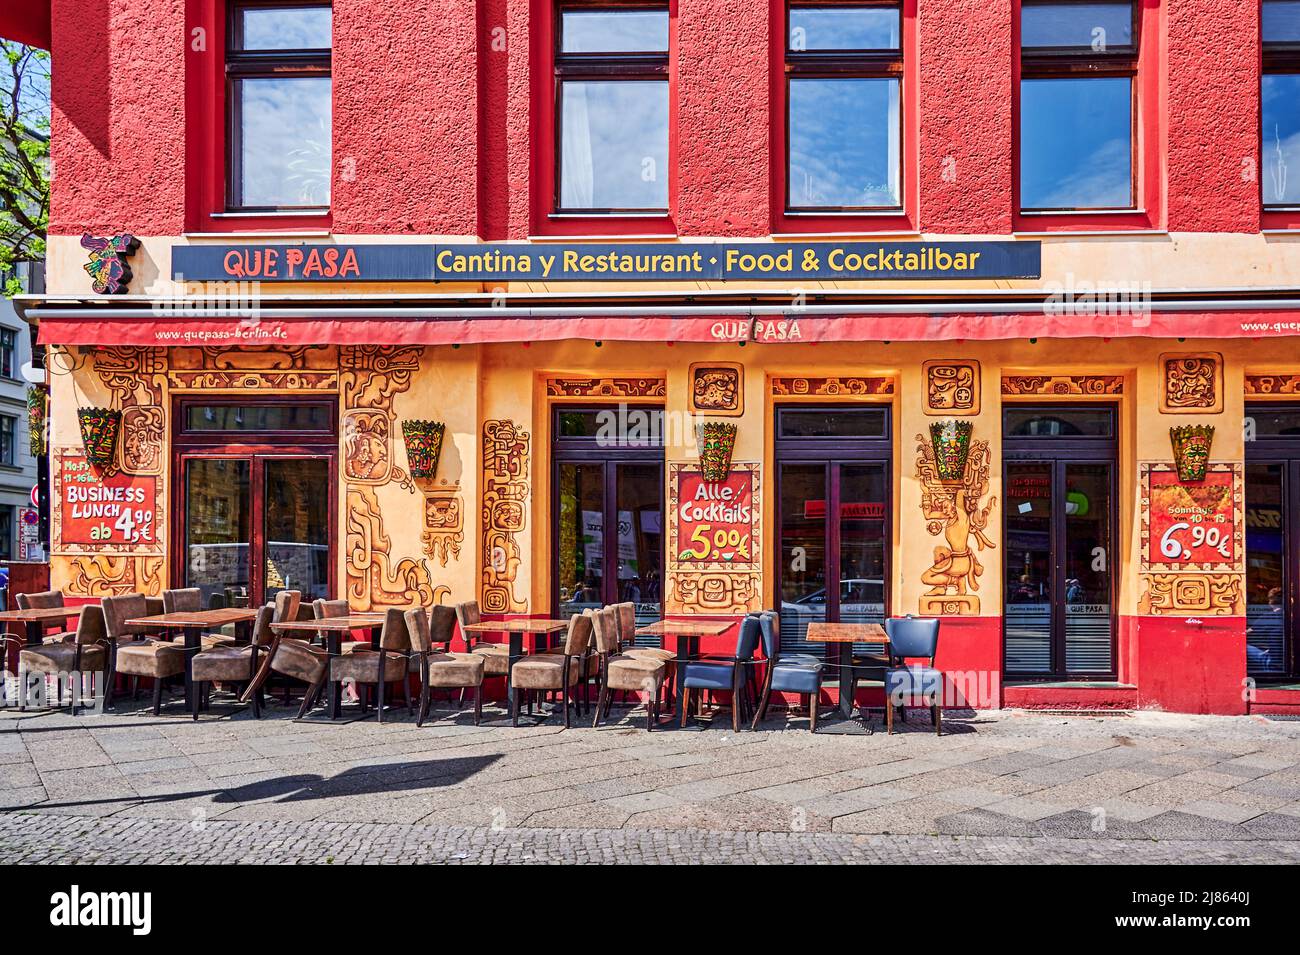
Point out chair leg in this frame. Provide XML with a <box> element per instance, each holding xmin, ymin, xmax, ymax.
<box><xmin>752</xmin><ymin>679</ymin><xmax>773</xmax><ymax>731</ymax></box>
<box><xmin>933</xmin><ymin>701</ymin><xmax>941</xmax><ymax>736</ymax></box>
<box><xmin>646</xmin><ymin>688</ymin><xmax>656</xmax><ymax>732</ymax></box>
<box><xmin>593</xmin><ymin>679</ymin><xmax>609</xmax><ymax>728</ymax></box>
<box><xmin>375</xmin><ymin>678</ymin><xmax>386</xmax><ymax>724</ymax></box>
<box><xmin>417</xmin><ymin>684</ymin><xmax>430</xmax><ymax>727</ymax></box>
<box><xmin>250</xmin><ymin>681</ymin><xmax>261</xmax><ymax>719</ymax></box>
<box><xmin>886</xmin><ymin>699</ymin><xmax>894</xmax><ymax>735</ymax></box>
<box><xmin>510</xmin><ymin>684</ymin><xmax>519</xmax><ymax>727</ymax></box>
<box><xmin>403</xmin><ymin>676</ymin><xmax>412</xmax><ymax>715</ymax></box>
<box><xmin>473</xmin><ymin>684</ymin><xmax>482</xmax><ymax>726</ymax></box>
<box><xmin>679</xmin><ymin>688</ymin><xmax>690</xmax><ymax>728</ymax></box>
<box><xmin>191</xmin><ymin>681</ymin><xmax>201</xmax><ymax>721</ymax></box>
<box><xmin>131</xmin><ymin>676</ymin><xmax>139</xmax><ymax>700</ymax></box>
<box><xmin>562</xmin><ymin>683</ymin><xmax>570</xmax><ymax>729</ymax></box>
<box><xmin>809</xmin><ymin>692</ymin><xmax>818</xmax><ymax>733</ymax></box>
<box><xmin>152</xmin><ymin>678</ymin><xmax>164</xmax><ymax>716</ymax></box>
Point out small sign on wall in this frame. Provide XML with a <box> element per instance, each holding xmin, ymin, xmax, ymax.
<box><xmin>1140</xmin><ymin>462</ymin><xmax>1243</xmax><ymax>573</ymax></box>
<box><xmin>52</xmin><ymin>451</ymin><xmax>163</xmax><ymax>553</ymax></box>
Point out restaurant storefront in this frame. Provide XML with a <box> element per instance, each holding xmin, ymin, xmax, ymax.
<box><xmin>11</xmin><ymin>0</ymin><xmax>1300</xmax><ymax>718</ymax></box>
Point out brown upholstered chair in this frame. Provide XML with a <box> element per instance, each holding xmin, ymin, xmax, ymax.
<box><xmin>542</xmin><ymin>611</ymin><xmax>600</xmax><ymax>714</ymax></box>
<box><xmin>16</xmin><ymin>590</ymin><xmax>72</xmax><ymax>643</ymax></box>
<box><xmin>272</xmin><ymin>590</ymin><xmax>302</xmax><ymax>625</ymax></box>
<box><xmin>15</xmin><ymin>605</ymin><xmax>112</xmax><ymax>715</ymax></box>
<box><xmin>189</xmin><ymin>605</ymin><xmax>275</xmax><ymax>720</ymax></box>
<box><xmin>329</xmin><ymin>607</ymin><xmax>411</xmax><ymax>722</ymax></box>
<box><xmin>107</xmin><ymin>593</ymin><xmax>184</xmax><ymax>715</ymax></box>
<box><xmin>591</xmin><ymin>606</ymin><xmax>665</xmax><ymax>731</ymax></box>
<box><xmin>161</xmin><ymin>587</ymin><xmax>236</xmax><ymax>650</ymax></box>
<box><xmin>613</xmin><ymin>601</ymin><xmax>675</xmax><ymax>707</ymax></box>
<box><xmin>312</xmin><ymin>597</ymin><xmax>369</xmax><ymax>653</ymax></box>
<box><xmin>405</xmin><ymin>606</ymin><xmax>485</xmax><ymax>727</ymax></box>
<box><xmin>508</xmin><ymin>613</ymin><xmax>592</xmax><ymax>728</ymax></box>
<box><xmin>240</xmin><ymin>603</ymin><xmax>332</xmax><ymax>719</ymax></box>
<box><xmin>453</xmin><ymin>600</ymin><xmax>509</xmax><ymax>677</ymax></box>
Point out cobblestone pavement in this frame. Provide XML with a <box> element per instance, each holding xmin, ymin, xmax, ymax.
<box><xmin>4</xmin><ymin>694</ymin><xmax>1300</xmax><ymax>863</ymax></box>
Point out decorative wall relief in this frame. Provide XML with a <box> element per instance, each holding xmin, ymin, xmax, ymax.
<box><xmin>81</xmin><ymin>234</ymin><xmax>140</xmax><ymax>294</ymax></box>
<box><xmin>342</xmin><ymin>409</ymin><xmax>392</xmax><ymax>483</ymax></box>
<box><xmin>924</xmin><ymin>360</ymin><xmax>980</xmax><ymax>415</ymax></box>
<box><xmin>1001</xmin><ymin>375</ymin><xmax>1124</xmax><ymax>396</ymax></box>
<box><xmin>1170</xmin><ymin>425</ymin><xmax>1215</xmax><ymax>483</ymax></box>
<box><xmin>422</xmin><ymin>486</ymin><xmax>464</xmax><ymax>568</ymax></box>
<box><xmin>345</xmin><ymin>485</ymin><xmax>436</xmax><ymax>610</ymax></box>
<box><xmin>1246</xmin><ymin>374</ymin><xmax>1300</xmax><ymax>396</ymax></box>
<box><xmin>666</xmin><ymin>463</ymin><xmax>762</xmax><ymax>615</ymax></box>
<box><xmin>65</xmin><ymin>555</ymin><xmax>164</xmax><ymax>598</ymax></box>
<box><xmin>89</xmin><ymin>347</ymin><xmax>168</xmax><ymax>409</ymax></box>
<box><xmin>771</xmin><ymin>376</ymin><xmax>894</xmax><ymax>398</ymax></box>
<box><xmin>168</xmin><ymin>370</ymin><xmax>338</xmax><ymax>391</ymax></box>
<box><xmin>697</xmin><ymin>422</ymin><xmax>738</xmax><ymax>483</ymax></box>
<box><xmin>482</xmin><ymin>419</ymin><xmax>531</xmax><ymax>614</ymax></box>
<box><xmin>119</xmin><ymin>405</ymin><xmax>164</xmax><ymax>475</ymax></box>
<box><xmin>545</xmin><ymin>377</ymin><xmax>666</xmax><ymax>398</ymax></box>
<box><xmin>1139</xmin><ymin>574</ymin><xmax>1243</xmax><ymax>616</ymax></box>
<box><xmin>914</xmin><ymin>429</ymin><xmax>997</xmax><ymax>615</ymax></box>
<box><xmin>1160</xmin><ymin>353</ymin><xmax>1222</xmax><ymax>413</ymax></box>
<box><xmin>689</xmin><ymin>363</ymin><xmax>743</xmax><ymax>415</ymax></box>
<box><xmin>401</xmin><ymin>420</ymin><xmax>445</xmax><ymax>478</ymax></box>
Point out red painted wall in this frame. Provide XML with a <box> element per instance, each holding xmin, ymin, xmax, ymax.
<box><xmin>0</xmin><ymin>1</ymin><xmax>51</xmax><ymax>48</ymax></box>
<box><xmin>1167</xmin><ymin>0</ymin><xmax>1260</xmax><ymax>233</ymax></box>
<box><xmin>1133</xmin><ymin>616</ymin><xmax>1248</xmax><ymax>716</ymax></box>
<box><xmin>50</xmin><ymin>0</ymin><xmax>188</xmax><ymax>237</ymax></box>
<box><xmin>917</xmin><ymin>0</ymin><xmax>1013</xmax><ymax>234</ymax></box>
<box><xmin>332</xmin><ymin>0</ymin><xmax>479</xmax><ymax>236</ymax></box>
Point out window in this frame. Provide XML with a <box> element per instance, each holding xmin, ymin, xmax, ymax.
<box><xmin>1019</xmin><ymin>1</ymin><xmax>1137</xmax><ymax>212</ymax></box>
<box><xmin>0</xmin><ymin>415</ymin><xmax>15</xmax><ymax>466</ymax></box>
<box><xmin>0</xmin><ymin>507</ymin><xmax>12</xmax><ymax>561</ymax></box>
<box><xmin>0</xmin><ymin>328</ymin><xmax>16</xmax><ymax>379</ymax></box>
<box><xmin>785</xmin><ymin>2</ymin><xmax>902</xmax><ymax>211</ymax></box>
<box><xmin>227</xmin><ymin>2</ymin><xmax>332</xmax><ymax>211</ymax></box>
<box><xmin>181</xmin><ymin>401</ymin><xmax>335</xmax><ymax>435</ymax></box>
<box><xmin>555</xmin><ymin>4</ymin><xmax>670</xmax><ymax>213</ymax></box>
<box><xmin>1263</xmin><ymin>1</ymin><xmax>1300</xmax><ymax>209</ymax></box>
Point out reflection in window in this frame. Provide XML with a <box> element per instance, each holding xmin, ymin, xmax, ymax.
<box><xmin>228</xmin><ymin>3</ymin><xmax>332</xmax><ymax>210</ymax></box>
<box><xmin>789</xmin><ymin>78</ymin><xmax>900</xmax><ymax>209</ymax></box>
<box><xmin>556</xmin><ymin>5</ymin><xmax>669</xmax><ymax>213</ymax></box>
<box><xmin>1264</xmin><ymin>2</ymin><xmax>1300</xmax><ymax>208</ymax></box>
<box><xmin>1021</xmin><ymin>77</ymin><xmax>1132</xmax><ymax>210</ymax></box>
<box><xmin>787</xmin><ymin>6</ymin><xmax>899</xmax><ymax>51</ymax></box>
<box><xmin>1021</xmin><ymin>2</ymin><xmax>1132</xmax><ymax>49</ymax></box>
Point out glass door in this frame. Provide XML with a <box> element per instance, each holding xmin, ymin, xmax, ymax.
<box><xmin>183</xmin><ymin>457</ymin><xmax>252</xmax><ymax>608</ymax></box>
<box><xmin>1245</xmin><ymin>406</ymin><xmax>1300</xmax><ymax>681</ymax></box>
<box><xmin>1003</xmin><ymin>406</ymin><xmax>1117</xmax><ymax>680</ymax></box>
<box><xmin>552</xmin><ymin>407</ymin><xmax>665</xmax><ymax>642</ymax></box>
<box><xmin>775</xmin><ymin>406</ymin><xmax>892</xmax><ymax>657</ymax></box>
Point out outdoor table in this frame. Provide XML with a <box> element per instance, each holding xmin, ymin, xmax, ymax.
<box><xmin>462</xmin><ymin>619</ymin><xmax>570</xmax><ymax>682</ymax></box>
<box><xmin>804</xmin><ymin>622</ymin><xmax>888</xmax><ymax>719</ymax></box>
<box><xmin>128</xmin><ymin>608</ymin><xmax>261</xmax><ymax>711</ymax></box>
<box><xmin>635</xmin><ymin>618</ymin><xmax>735</xmax><ymax>721</ymax></box>
<box><xmin>270</xmin><ymin>614</ymin><xmax>387</xmax><ymax>720</ymax></box>
<box><xmin>0</xmin><ymin>606</ymin><xmax>85</xmax><ymax>647</ymax></box>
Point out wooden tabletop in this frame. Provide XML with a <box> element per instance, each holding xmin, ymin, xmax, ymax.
<box><xmin>804</xmin><ymin>622</ymin><xmax>887</xmax><ymax>643</ymax></box>
<box><xmin>271</xmin><ymin>616</ymin><xmax>386</xmax><ymax>632</ymax></box>
<box><xmin>463</xmin><ymin>619</ymin><xmax>570</xmax><ymax>634</ymax></box>
<box><xmin>128</xmin><ymin>608</ymin><xmax>262</xmax><ymax>628</ymax></box>
<box><xmin>0</xmin><ymin>606</ymin><xmax>84</xmax><ymax>623</ymax></box>
<box><xmin>635</xmin><ymin>619</ymin><xmax>734</xmax><ymax>638</ymax></box>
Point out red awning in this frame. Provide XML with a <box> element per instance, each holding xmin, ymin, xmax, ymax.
<box><xmin>0</xmin><ymin>3</ymin><xmax>51</xmax><ymax>48</ymax></box>
<box><xmin>33</xmin><ymin>308</ymin><xmax>1300</xmax><ymax>347</ymax></box>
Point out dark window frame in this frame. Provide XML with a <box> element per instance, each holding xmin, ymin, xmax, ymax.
<box><xmin>225</xmin><ymin>0</ymin><xmax>333</xmax><ymax>213</ymax></box>
<box><xmin>553</xmin><ymin>1</ymin><xmax>671</xmax><ymax>215</ymax></box>
<box><xmin>1245</xmin><ymin>403</ymin><xmax>1300</xmax><ymax>680</ymax></box>
<box><xmin>784</xmin><ymin>0</ymin><xmax>904</xmax><ymax>213</ymax></box>
<box><xmin>1262</xmin><ymin>2</ymin><xmax>1300</xmax><ymax>211</ymax></box>
<box><xmin>175</xmin><ymin>396</ymin><xmax>338</xmax><ymax>446</ymax></box>
<box><xmin>0</xmin><ymin>413</ymin><xmax>16</xmax><ymax>467</ymax></box>
<box><xmin>0</xmin><ymin>327</ymin><xmax>16</xmax><ymax>380</ymax></box>
<box><xmin>1019</xmin><ymin>0</ymin><xmax>1140</xmax><ymax>214</ymax></box>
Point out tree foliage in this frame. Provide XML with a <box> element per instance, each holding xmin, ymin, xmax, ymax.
<box><xmin>0</xmin><ymin>40</ymin><xmax>50</xmax><ymax>298</ymax></box>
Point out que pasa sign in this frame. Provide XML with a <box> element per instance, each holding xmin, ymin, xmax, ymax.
<box><xmin>172</xmin><ymin>241</ymin><xmax>1041</xmax><ymax>283</ymax></box>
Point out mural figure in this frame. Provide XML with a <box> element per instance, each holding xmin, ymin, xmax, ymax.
<box><xmin>915</xmin><ymin>432</ymin><xmax>997</xmax><ymax>615</ymax></box>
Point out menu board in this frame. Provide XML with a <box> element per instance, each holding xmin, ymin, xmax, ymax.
<box><xmin>675</xmin><ymin>469</ymin><xmax>755</xmax><ymax>565</ymax></box>
<box><xmin>56</xmin><ymin>453</ymin><xmax>160</xmax><ymax>549</ymax></box>
<box><xmin>1142</xmin><ymin>464</ymin><xmax>1242</xmax><ymax>572</ymax></box>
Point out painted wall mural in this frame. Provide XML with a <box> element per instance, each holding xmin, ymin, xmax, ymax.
<box><xmin>1001</xmin><ymin>375</ymin><xmax>1124</xmax><ymax>396</ymax></box>
<box><xmin>924</xmin><ymin>360</ymin><xmax>980</xmax><ymax>415</ymax></box>
<box><xmin>666</xmin><ymin>462</ymin><xmax>762</xmax><ymax>615</ymax></box>
<box><xmin>689</xmin><ymin>363</ymin><xmax>743</xmax><ymax>415</ymax></box>
<box><xmin>914</xmin><ymin>429</ymin><xmax>997</xmax><ymax>615</ymax></box>
<box><xmin>545</xmin><ymin>377</ymin><xmax>666</xmax><ymax>398</ymax></box>
<box><xmin>770</xmin><ymin>376</ymin><xmax>893</xmax><ymax>397</ymax></box>
<box><xmin>1245</xmin><ymin>374</ymin><xmax>1300</xmax><ymax>396</ymax></box>
<box><xmin>1140</xmin><ymin>574</ymin><xmax>1242</xmax><ymax>616</ymax></box>
<box><xmin>481</xmin><ymin>419</ymin><xmax>531</xmax><ymax>614</ymax></box>
<box><xmin>423</xmin><ymin>487</ymin><xmax>464</xmax><ymax>568</ymax></box>
<box><xmin>1160</xmin><ymin>353</ymin><xmax>1222</xmax><ymax>413</ymax></box>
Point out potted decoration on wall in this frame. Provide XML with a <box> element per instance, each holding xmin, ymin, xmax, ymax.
<box><xmin>78</xmin><ymin>407</ymin><xmax>121</xmax><ymax>470</ymax></box>
<box><xmin>1170</xmin><ymin>424</ymin><xmax>1215</xmax><ymax>483</ymax></box>
<box><xmin>697</xmin><ymin>421</ymin><xmax>737</xmax><ymax>483</ymax></box>
<box><xmin>929</xmin><ymin>419</ymin><xmax>973</xmax><ymax>482</ymax></box>
<box><xmin>26</xmin><ymin>385</ymin><xmax>46</xmax><ymax>457</ymax></box>
<box><xmin>402</xmin><ymin>420</ymin><xmax>446</xmax><ymax>479</ymax></box>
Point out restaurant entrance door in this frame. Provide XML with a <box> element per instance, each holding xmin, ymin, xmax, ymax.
<box><xmin>1003</xmin><ymin>405</ymin><xmax>1117</xmax><ymax>680</ymax></box>
<box><xmin>552</xmin><ymin>407</ymin><xmax>664</xmax><ymax>643</ymax></box>
<box><xmin>1245</xmin><ymin>405</ymin><xmax>1300</xmax><ymax>681</ymax></box>
<box><xmin>172</xmin><ymin>399</ymin><xmax>337</xmax><ymax>608</ymax></box>
<box><xmin>775</xmin><ymin>406</ymin><xmax>891</xmax><ymax>659</ymax></box>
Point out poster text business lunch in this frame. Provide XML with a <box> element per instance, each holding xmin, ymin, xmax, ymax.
<box><xmin>172</xmin><ymin>241</ymin><xmax>1042</xmax><ymax>283</ymax></box>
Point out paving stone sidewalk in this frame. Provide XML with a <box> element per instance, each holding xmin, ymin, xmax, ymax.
<box><xmin>4</xmin><ymin>696</ymin><xmax>1300</xmax><ymax>863</ymax></box>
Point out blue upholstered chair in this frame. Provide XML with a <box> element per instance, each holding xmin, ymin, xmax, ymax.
<box><xmin>751</xmin><ymin>611</ymin><xmax>824</xmax><ymax>731</ymax></box>
<box><xmin>883</xmin><ymin>616</ymin><xmax>942</xmax><ymax>735</ymax></box>
<box><xmin>678</xmin><ymin>615</ymin><xmax>761</xmax><ymax>731</ymax></box>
